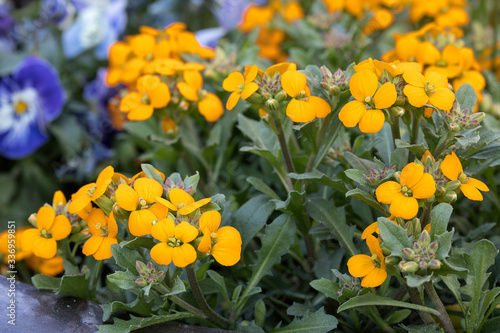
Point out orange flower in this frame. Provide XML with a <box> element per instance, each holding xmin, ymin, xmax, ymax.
<box><xmin>440</xmin><ymin>152</ymin><xmax>489</xmax><ymax>201</ymax></box>
<box><xmin>417</xmin><ymin>43</ymin><xmax>463</xmax><ymax>79</ymax></box>
<box><xmin>0</xmin><ymin>227</ymin><xmax>31</xmax><ymax>262</ymax></box>
<box><xmin>222</xmin><ymin>65</ymin><xmax>259</xmax><ymax>110</ymax></box>
<box><xmin>361</xmin><ymin>218</ymin><xmax>398</xmax><ymax>240</ymax></box>
<box><xmin>403</xmin><ymin>70</ymin><xmax>455</xmax><ymax>111</ymax></box>
<box><xmin>347</xmin><ymin>235</ymin><xmax>387</xmax><ymax>288</ymax></box>
<box><xmin>22</xmin><ymin>207</ymin><xmax>71</xmax><ymax>259</ymax></box>
<box><xmin>376</xmin><ymin>163</ymin><xmax>436</xmax><ymax>219</ymax></box>
<box><xmin>156</xmin><ymin>188</ymin><xmax>211</xmax><ymax>216</ymax></box>
<box><xmin>68</xmin><ymin>166</ymin><xmax>114</xmax><ymax>214</ymax></box>
<box><xmin>239</xmin><ymin>4</ymin><xmax>274</xmax><ymax>33</ymax></box>
<box><xmin>150</xmin><ymin>218</ymin><xmax>199</xmax><ymax>267</ymax></box>
<box><xmin>197</xmin><ymin>211</ymin><xmax>242</xmax><ymax>266</ymax></box>
<box><xmin>25</xmin><ymin>255</ymin><xmax>64</xmax><ymax>276</ymax></box>
<box><xmin>115</xmin><ymin>178</ymin><xmax>166</xmax><ymax>236</ymax></box>
<box><xmin>82</xmin><ymin>209</ymin><xmax>118</xmax><ymax>260</ymax></box>
<box><xmin>282</xmin><ymin>70</ymin><xmax>331</xmax><ymax>122</ymax></box>
<box><xmin>339</xmin><ymin>70</ymin><xmax>397</xmax><ymax>133</ymax></box>
<box><xmin>120</xmin><ymin>75</ymin><xmax>170</xmax><ymax>121</ymax></box>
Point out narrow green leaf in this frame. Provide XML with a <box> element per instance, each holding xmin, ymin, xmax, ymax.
<box><xmin>207</xmin><ymin>270</ymin><xmax>230</xmax><ymax>304</ymax></box>
<box><xmin>97</xmin><ymin>312</ymin><xmax>197</xmax><ymax>333</ymax></box>
<box><xmin>255</xmin><ymin>299</ymin><xmax>266</xmax><ymax>327</ymax></box>
<box><xmin>395</xmin><ymin>139</ymin><xmax>428</xmax><ymax>157</ymax></box>
<box><xmin>101</xmin><ymin>296</ymin><xmax>154</xmax><ymax>322</ymax></box>
<box><xmin>306</xmin><ymin>198</ymin><xmax>358</xmax><ymax>256</ymax></box>
<box><xmin>268</xmin><ymin>308</ymin><xmax>338</xmax><ymax>333</ymax></box>
<box><xmin>247</xmin><ymin>176</ymin><xmax>281</xmax><ymax>200</ymax></box>
<box><xmin>337</xmin><ymin>293</ymin><xmax>440</xmax><ymax>316</ymax></box>
<box><xmin>140</xmin><ymin>164</ymin><xmax>164</xmax><ymax>184</ymax></box>
<box><xmin>435</xmin><ymin>230</ymin><xmax>454</xmax><ymax>259</ymax></box>
<box><xmin>107</xmin><ymin>270</ymin><xmax>138</xmax><ymax>290</ymax></box>
<box><xmin>344</xmin><ymin>151</ymin><xmax>380</xmax><ymax>174</ymax></box>
<box><xmin>345</xmin><ymin>169</ymin><xmax>370</xmax><ymax>188</ymax></box>
<box><xmin>310</xmin><ymin>278</ymin><xmax>340</xmax><ymax>300</ymax></box>
<box><xmin>346</xmin><ymin>188</ymin><xmax>389</xmax><ymax>215</ymax></box>
<box><xmin>164</xmin><ymin>276</ymin><xmax>186</xmax><ymax>296</ymax></box>
<box><xmin>288</xmin><ymin>170</ymin><xmax>348</xmax><ymax>193</ymax></box>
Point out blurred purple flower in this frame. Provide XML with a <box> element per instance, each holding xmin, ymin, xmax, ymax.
<box><xmin>62</xmin><ymin>0</ymin><xmax>127</xmax><ymax>59</ymax></box>
<box><xmin>0</xmin><ymin>56</ymin><xmax>64</xmax><ymax>159</ymax></box>
<box><xmin>39</xmin><ymin>0</ymin><xmax>73</xmax><ymax>27</ymax></box>
<box><xmin>0</xmin><ymin>4</ymin><xmax>15</xmax><ymax>52</ymax></box>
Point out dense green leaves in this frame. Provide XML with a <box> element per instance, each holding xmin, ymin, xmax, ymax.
<box><xmin>268</xmin><ymin>308</ymin><xmax>338</xmax><ymax>333</ymax></box>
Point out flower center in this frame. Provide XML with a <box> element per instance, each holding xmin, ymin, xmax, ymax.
<box><xmin>167</xmin><ymin>237</ymin><xmax>182</xmax><ymax>247</ymax></box>
<box><xmin>296</xmin><ymin>90</ymin><xmax>307</xmax><ymax>99</ymax></box>
<box><xmin>459</xmin><ymin>173</ymin><xmax>468</xmax><ymax>183</ymax></box>
<box><xmin>371</xmin><ymin>254</ymin><xmax>381</xmax><ymax>268</ymax></box>
<box><xmin>141</xmin><ymin>94</ymin><xmax>151</xmax><ymax>105</ymax></box>
<box><xmin>436</xmin><ymin>59</ymin><xmax>447</xmax><ymax>67</ymax></box>
<box><xmin>424</xmin><ymin>82</ymin><xmax>435</xmax><ymax>95</ymax></box>
<box><xmin>401</xmin><ymin>184</ymin><xmax>413</xmax><ymax>197</ymax></box>
<box><xmin>14</xmin><ymin>101</ymin><xmax>28</xmax><ymax>114</ymax></box>
<box><xmin>139</xmin><ymin>198</ymin><xmax>149</xmax><ymax>209</ymax></box>
<box><xmin>237</xmin><ymin>83</ymin><xmax>245</xmax><ymax>93</ymax></box>
<box><xmin>363</xmin><ymin>96</ymin><xmax>375</xmax><ymax>109</ymax></box>
<box><xmin>87</xmin><ymin>186</ymin><xmax>97</xmax><ymax>197</ymax></box>
<box><xmin>40</xmin><ymin>229</ymin><xmax>52</xmax><ymax>238</ymax></box>
<box><xmin>210</xmin><ymin>231</ymin><xmax>217</xmax><ymax>240</ymax></box>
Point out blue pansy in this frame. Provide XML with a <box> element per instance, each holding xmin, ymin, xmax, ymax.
<box><xmin>0</xmin><ymin>56</ymin><xmax>64</xmax><ymax>159</ymax></box>
<box><xmin>62</xmin><ymin>0</ymin><xmax>127</xmax><ymax>59</ymax></box>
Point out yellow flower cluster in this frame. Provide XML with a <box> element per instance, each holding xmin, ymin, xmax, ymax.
<box><xmin>106</xmin><ymin>22</ymin><xmax>224</xmax><ymax>126</ymax></box>
<box><xmin>0</xmin><ymin>166</ymin><xmax>242</xmax><ymax>277</ymax></box>
<box><xmin>239</xmin><ymin>0</ymin><xmax>304</xmax><ymax>62</ymax></box>
<box><xmin>223</xmin><ymin>62</ymin><xmax>330</xmax><ymax>123</ymax></box>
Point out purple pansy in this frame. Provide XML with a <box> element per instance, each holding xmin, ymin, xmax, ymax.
<box><xmin>0</xmin><ymin>56</ymin><xmax>64</xmax><ymax>159</ymax></box>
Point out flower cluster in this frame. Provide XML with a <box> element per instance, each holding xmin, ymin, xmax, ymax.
<box><xmin>107</xmin><ymin>23</ymin><xmax>224</xmax><ymax>125</ymax></box>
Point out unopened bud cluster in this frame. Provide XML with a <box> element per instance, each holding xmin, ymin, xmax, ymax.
<box><xmin>336</xmin><ymin>276</ymin><xmax>360</xmax><ymax>297</ymax></box>
<box><xmin>164</xmin><ymin>177</ymin><xmax>195</xmax><ymax>197</ymax></box>
<box><xmin>328</xmin><ymin>140</ymin><xmax>351</xmax><ymax>159</ymax></box>
<box><xmin>445</xmin><ymin>101</ymin><xmax>485</xmax><ymax>130</ymax></box>
<box><xmin>320</xmin><ymin>66</ymin><xmax>348</xmax><ymax>96</ymax></box>
<box><xmin>366</xmin><ymin>165</ymin><xmax>397</xmax><ymax>186</ymax></box>
<box><xmin>135</xmin><ymin>261</ymin><xmax>166</xmax><ymax>287</ymax></box>
<box><xmin>399</xmin><ymin>231</ymin><xmax>442</xmax><ymax>274</ymax></box>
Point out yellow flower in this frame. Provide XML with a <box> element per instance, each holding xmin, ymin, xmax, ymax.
<box><xmin>25</xmin><ymin>255</ymin><xmax>64</xmax><ymax>276</ymax></box>
<box><xmin>361</xmin><ymin>218</ymin><xmax>397</xmax><ymax>240</ymax></box>
<box><xmin>82</xmin><ymin>209</ymin><xmax>118</xmax><ymax>260</ymax></box>
<box><xmin>347</xmin><ymin>235</ymin><xmax>387</xmax><ymax>288</ymax></box>
<box><xmin>120</xmin><ymin>75</ymin><xmax>171</xmax><ymax>121</ymax></box>
<box><xmin>150</xmin><ymin>218</ymin><xmax>199</xmax><ymax>267</ymax></box>
<box><xmin>222</xmin><ymin>65</ymin><xmax>259</xmax><ymax>110</ymax></box>
<box><xmin>403</xmin><ymin>70</ymin><xmax>455</xmax><ymax>111</ymax></box>
<box><xmin>282</xmin><ymin>70</ymin><xmax>331</xmax><ymax>122</ymax></box>
<box><xmin>68</xmin><ymin>166</ymin><xmax>114</xmax><ymax>214</ymax></box>
<box><xmin>115</xmin><ymin>178</ymin><xmax>166</xmax><ymax>236</ymax></box>
<box><xmin>22</xmin><ymin>206</ymin><xmax>71</xmax><ymax>259</ymax></box>
<box><xmin>197</xmin><ymin>211</ymin><xmax>242</xmax><ymax>266</ymax></box>
<box><xmin>339</xmin><ymin>70</ymin><xmax>397</xmax><ymax>133</ymax></box>
<box><xmin>0</xmin><ymin>227</ymin><xmax>31</xmax><ymax>262</ymax></box>
<box><xmin>156</xmin><ymin>188</ymin><xmax>211</xmax><ymax>216</ymax></box>
<box><xmin>440</xmin><ymin>152</ymin><xmax>489</xmax><ymax>201</ymax></box>
<box><xmin>376</xmin><ymin>163</ymin><xmax>436</xmax><ymax>220</ymax></box>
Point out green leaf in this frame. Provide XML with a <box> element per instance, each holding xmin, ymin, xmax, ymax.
<box><xmin>391</xmin><ymin>148</ymin><xmax>409</xmax><ymax>171</ymax></box>
<box><xmin>141</xmin><ymin>164</ymin><xmax>164</xmax><ymax>184</ymax></box>
<box><xmin>119</xmin><ymin>237</ymin><xmax>156</xmax><ymax>250</ymax></box>
<box><xmin>406</xmin><ymin>274</ymin><xmax>432</xmax><ymax>288</ymax></box>
<box><xmin>57</xmin><ymin>273</ymin><xmax>91</xmax><ymax>299</ymax></box>
<box><xmin>374</xmin><ymin>123</ymin><xmax>393</xmax><ymax>164</ymax></box>
<box><xmin>288</xmin><ymin>170</ymin><xmax>348</xmax><ymax>193</ymax></box>
<box><xmin>101</xmin><ymin>296</ymin><xmax>155</xmax><ymax>322</ymax></box>
<box><xmin>272</xmin><ymin>191</ymin><xmax>305</xmax><ymax>225</ymax></box>
<box><xmin>294</xmin><ymin>121</ymin><xmax>319</xmax><ymax>150</ymax></box>
<box><xmin>111</xmin><ymin>244</ymin><xmax>145</xmax><ymax>275</ymax></box>
<box><xmin>435</xmin><ymin>230</ymin><xmax>454</xmax><ymax>259</ymax></box>
<box><xmin>247</xmin><ymin>176</ymin><xmax>281</xmax><ymax>200</ymax></box>
<box><xmin>238</xmin><ymin>215</ymin><xmax>296</xmax><ymax>308</ymax></box>
<box><xmin>207</xmin><ymin>270</ymin><xmax>230</xmax><ymax>305</ymax></box>
<box><xmin>430</xmin><ymin>203</ymin><xmax>453</xmax><ymax>238</ymax></box>
<box><xmin>97</xmin><ymin>312</ymin><xmax>197</xmax><ymax>333</ymax></box>
<box><xmin>310</xmin><ymin>278</ymin><xmax>340</xmax><ymax>300</ymax></box>
<box><xmin>395</xmin><ymin>139</ymin><xmax>428</xmax><ymax>157</ymax></box>
<box><xmin>231</xmin><ymin>195</ymin><xmax>276</xmax><ymax>249</ymax></box>
<box><xmin>287</xmin><ymin>302</ymin><xmax>313</xmax><ymax>317</ymax></box>
<box><xmin>400</xmin><ymin>324</ymin><xmax>442</xmax><ymax>333</ymax></box>
<box><xmin>268</xmin><ymin>308</ymin><xmax>338</xmax><ymax>333</ymax></box>
<box><xmin>345</xmin><ymin>169</ymin><xmax>370</xmax><ymax>188</ymax></box>
<box><xmin>441</xmin><ymin>275</ymin><xmax>464</xmax><ymax>311</ymax></box>
<box><xmin>164</xmin><ymin>276</ymin><xmax>186</xmax><ymax>296</ymax></box>
<box><xmin>386</xmin><ymin>309</ymin><xmax>411</xmax><ymax>324</ymax></box>
<box><xmin>378</xmin><ymin>217</ymin><xmax>412</xmax><ymax>258</ymax></box>
<box><xmin>183</xmin><ymin>172</ymin><xmax>200</xmax><ymax>191</ymax></box>
<box><xmin>31</xmin><ymin>274</ymin><xmax>60</xmax><ymax>291</ymax></box>
<box><xmin>237</xmin><ymin>114</ymin><xmax>279</xmax><ymax>155</ymax></box>
<box><xmin>344</xmin><ymin>152</ymin><xmax>380</xmax><ymax>174</ymax></box>
<box><xmin>107</xmin><ymin>270</ymin><xmax>138</xmax><ymax>290</ymax></box>
<box><xmin>455</xmin><ymin>83</ymin><xmax>477</xmax><ymax>112</ymax></box>
<box><xmin>306</xmin><ymin>198</ymin><xmax>357</xmax><ymax>256</ymax></box>
<box><xmin>337</xmin><ymin>293</ymin><xmax>440</xmax><ymax>316</ymax></box>
<box><xmin>254</xmin><ymin>299</ymin><xmax>266</xmax><ymax>327</ymax></box>
<box><xmin>346</xmin><ymin>188</ymin><xmax>389</xmax><ymax>215</ymax></box>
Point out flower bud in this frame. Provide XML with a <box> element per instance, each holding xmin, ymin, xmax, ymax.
<box><xmin>274</xmin><ymin>90</ymin><xmax>288</xmax><ymax>103</ymax></box>
<box><xmin>28</xmin><ymin>213</ymin><xmax>38</xmax><ymax>227</ymax></box>
<box><xmin>413</xmin><ymin>242</ymin><xmax>421</xmax><ymax>252</ymax></box>
<box><xmin>419</xmin><ymin>261</ymin><xmax>428</xmax><ymax>270</ymax></box>
<box><xmin>390</xmin><ymin>106</ymin><xmax>405</xmax><ymax>117</ymax></box>
<box><xmin>446</xmin><ymin>180</ymin><xmax>462</xmax><ymax>191</ymax></box>
<box><xmin>429</xmin><ymin>240</ymin><xmax>439</xmax><ymax>252</ymax></box>
<box><xmin>418</xmin><ymin>230</ymin><xmax>431</xmax><ymax>246</ymax></box>
<box><xmin>394</xmin><ymin>171</ymin><xmax>401</xmax><ymax>183</ymax></box>
<box><xmin>402</xmin><ymin>261</ymin><xmax>419</xmax><ymax>273</ymax></box>
<box><xmin>402</xmin><ymin>248</ymin><xmax>416</xmax><ymax>260</ymax></box>
<box><xmin>385</xmin><ymin>256</ymin><xmax>400</xmax><ymax>265</ymax></box>
<box><xmin>449</xmin><ymin>122</ymin><xmax>460</xmax><ymax>133</ymax></box>
<box><xmin>135</xmin><ymin>277</ymin><xmax>147</xmax><ymax>287</ymax></box>
<box><xmin>136</xmin><ymin>260</ymin><xmax>147</xmax><ymax>274</ymax></box>
<box><xmin>246</xmin><ymin>92</ymin><xmax>265</xmax><ymax>105</ymax></box>
<box><xmin>329</xmin><ymin>85</ymin><xmax>341</xmax><ymax>96</ymax></box>
<box><xmin>441</xmin><ymin>191</ymin><xmax>457</xmax><ymax>203</ymax></box>
<box><xmin>429</xmin><ymin>259</ymin><xmax>441</xmax><ymax>270</ymax></box>
<box><xmin>95</xmin><ymin>196</ymin><xmax>114</xmax><ymax>216</ymax></box>
<box><xmin>265</xmin><ymin>98</ymin><xmax>280</xmax><ymax>111</ymax></box>
<box><xmin>436</xmin><ymin>185</ymin><xmax>446</xmax><ymax>196</ymax></box>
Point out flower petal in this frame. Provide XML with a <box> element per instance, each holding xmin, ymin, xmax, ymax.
<box><xmin>400</xmin><ymin>163</ymin><xmax>424</xmax><ymax>189</ymax></box>
<box><xmin>403</xmin><ymin>70</ymin><xmax>426</xmax><ymax>88</ymax></box>
<box><xmin>134</xmin><ymin>178</ymin><xmax>164</xmax><ymax>204</ymax></box>
<box><xmin>50</xmin><ymin>215</ymin><xmax>71</xmax><ymax>241</ymax></box>
<box><xmin>222</xmin><ymin>72</ymin><xmax>244</xmax><ymax>92</ymax></box>
<box><xmin>151</xmin><ymin>218</ymin><xmax>176</xmax><ymax>242</ymax></box>
<box><xmin>93</xmin><ymin>237</ymin><xmax>118</xmax><ymax>260</ymax></box>
<box><xmin>411</xmin><ymin>173</ymin><xmax>436</xmax><ymax>199</ymax></box>
<box><xmin>107</xmin><ymin>212</ymin><xmax>119</xmax><ymax>238</ymax></box>
<box><xmin>390</xmin><ymin>196</ymin><xmax>419</xmax><ymax>220</ymax></box>
<box><xmin>37</xmin><ymin>206</ymin><xmax>55</xmax><ymax>231</ymax></box>
<box><xmin>404</xmin><ymin>85</ymin><xmax>428</xmax><ymax>108</ymax></box>
<box><xmin>129</xmin><ymin>209</ymin><xmax>157</xmax><ymax>237</ymax></box>
<box><xmin>309</xmin><ymin>96</ymin><xmax>331</xmax><ymax>118</ymax></box>
<box><xmin>172</xmin><ymin>244</ymin><xmax>197</xmax><ymax>267</ymax></box>
<box><xmin>178</xmin><ymin>198</ymin><xmax>211</xmax><ymax>215</ymax></box>
<box><xmin>361</xmin><ymin>267</ymin><xmax>387</xmax><ymax>288</ymax></box>
<box><xmin>33</xmin><ymin>238</ymin><xmax>57</xmax><ymax>259</ymax></box>
<box><xmin>115</xmin><ymin>184</ymin><xmax>139</xmax><ymax>211</ymax></box>
<box><xmin>286</xmin><ymin>99</ymin><xmax>316</xmax><ymax>123</ymax></box>
<box><xmin>358</xmin><ymin>109</ymin><xmax>385</xmax><ymax>133</ymax></box>
<box><xmin>244</xmin><ymin>65</ymin><xmax>259</xmax><ymax>83</ymax></box>
<box><xmin>240</xmin><ymin>82</ymin><xmax>259</xmax><ymax>100</ymax></box>
<box><xmin>361</xmin><ymin>222</ymin><xmax>379</xmax><ymax>240</ymax></box>
<box><xmin>82</xmin><ymin>236</ymin><xmax>104</xmax><ymax>257</ymax></box>
<box><xmin>174</xmin><ymin>221</ymin><xmax>200</xmax><ymax>243</ymax></box>
<box><xmin>282</xmin><ymin>70</ymin><xmax>307</xmax><ymax>98</ymax></box>
<box><xmin>373</xmin><ymin>82</ymin><xmax>397</xmax><ymax>109</ymax></box>
<box><xmin>350</xmin><ymin>70</ymin><xmax>379</xmax><ymax>101</ymax></box>
<box><xmin>466</xmin><ymin>178</ymin><xmax>489</xmax><ymax>192</ymax></box>
<box><xmin>460</xmin><ymin>183</ymin><xmax>483</xmax><ymax>201</ymax></box>
<box><xmin>226</xmin><ymin>91</ymin><xmax>241</xmax><ymax>110</ymax></box>
<box><xmin>199</xmin><ymin>211</ymin><xmax>221</xmax><ymax>233</ymax></box>
<box><xmin>151</xmin><ymin>243</ymin><xmax>173</xmax><ymax>266</ymax></box>
<box><xmin>440</xmin><ymin>152</ymin><xmax>462</xmax><ymax>181</ymax></box>
<box><xmin>339</xmin><ymin>100</ymin><xmax>366</xmax><ymax>127</ymax></box>
<box><xmin>347</xmin><ymin>254</ymin><xmax>376</xmax><ymax>277</ymax></box>
<box><xmin>428</xmin><ymin>87</ymin><xmax>455</xmax><ymax>111</ymax></box>
<box><xmin>376</xmin><ymin>181</ymin><xmax>402</xmax><ymax>204</ymax></box>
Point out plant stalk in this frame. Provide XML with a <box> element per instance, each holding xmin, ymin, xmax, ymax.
<box><xmin>406</xmin><ymin>285</ymin><xmax>436</xmax><ymax>325</ymax></box>
<box><xmin>274</xmin><ymin>117</ymin><xmax>296</xmax><ymax>180</ymax></box>
<box><xmin>391</xmin><ymin>117</ymin><xmax>401</xmax><ymax>149</ymax></box>
<box><xmin>424</xmin><ymin>282</ymin><xmax>456</xmax><ymax>333</ymax></box>
<box><xmin>154</xmin><ymin>283</ymin><xmax>206</xmax><ymax>318</ymax></box>
<box><xmin>186</xmin><ymin>265</ymin><xmax>231</xmax><ymax>328</ymax></box>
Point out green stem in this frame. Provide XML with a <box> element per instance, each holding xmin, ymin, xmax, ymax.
<box><xmin>408</xmin><ymin>111</ymin><xmax>422</xmax><ymax>163</ymax></box>
<box><xmin>391</xmin><ymin>117</ymin><xmax>401</xmax><ymax>149</ymax></box>
<box><xmin>367</xmin><ymin>306</ymin><xmax>394</xmax><ymax>333</ymax></box>
<box><xmin>421</xmin><ymin>204</ymin><xmax>432</xmax><ymax>229</ymax></box>
<box><xmin>91</xmin><ymin>260</ymin><xmax>104</xmax><ymax>299</ymax></box>
<box><xmin>154</xmin><ymin>284</ymin><xmax>206</xmax><ymax>318</ymax></box>
<box><xmin>61</xmin><ymin>239</ymin><xmax>77</xmax><ymax>267</ymax></box>
<box><xmin>274</xmin><ymin>117</ymin><xmax>296</xmax><ymax>183</ymax></box>
<box><xmin>185</xmin><ymin>265</ymin><xmax>231</xmax><ymax>328</ymax></box>
<box><xmin>406</xmin><ymin>285</ymin><xmax>436</xmax><ymax>325</ymax></box>
<box><xmin>424</xmin><ymin>282</ymin><xmax>456</xmax><ymax>333</ymax></box>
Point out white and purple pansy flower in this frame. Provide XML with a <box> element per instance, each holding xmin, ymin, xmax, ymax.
<box><xmin>0</xmin><ymin>56</ymin><xmax>64</xmax><ymax>159</ymax></box>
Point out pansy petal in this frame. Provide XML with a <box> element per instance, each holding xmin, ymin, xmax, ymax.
<box><xmin>373</xmin><ymin>82</ymin><xmax>397</xmax><ymax>109</ymax></box>
<box><xmin>339</xmin><ymin>100</ymin><xmax>366</xmax><ymax>127</ymax></box>
<box><xmin>440</xmin><ymin>152</ymin><xmax>462</xmax><ymax>181</ymax></box>
<box><xmin>361</xmin><ymin>267</ymin><xmax>387</xmax><ymax>288</ymax></box>
<box><xmin>358</xmin><ymin>109</ymin><xmax>385</xmax><ymax>133</ymax></box>
<box><xmin>50</xmin><ymin>215</ymin><xmax>71</xmax><ymax>241</ymax></box>
<box><xmin>350</xmin><ymin>70</ymin><xmax>379</xmax><ymax>101</ymax></box>
<box><xmin>199</xmin><ymin>211</ymin><xmax>221</xmax><ymax>233</ymax></box>
<box><xmin>347</xmin><ymin>254</ymin><xmax>376</xmax><ymax>277</ymax></box>
<box><xmin>115</xmin><ymin>184</ymin><xmax>139</xmax><ymax>211</ymax></box>
<box><xmin>376</xmin><ymin>181</ymin><xmax>402</xmax><ymax>204</ymax></box>
<box><xmin>400</xmin><ymin>163</ymin><xmax>424</xmax><ymax>189</ymax></box>
<box><xmin>150</xmin><ymin>243</ymin><xmax>173</xmax><ymax>265</ymax></box>
<box><xmin>390</xmin><ymin>196</ymin><xmax>419</xmax><ymax>220</ymax></box>
<box><xmin>460</xmin><ymin>183</ymin><xmax>483</xmax><ymax>201</ymax></box>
